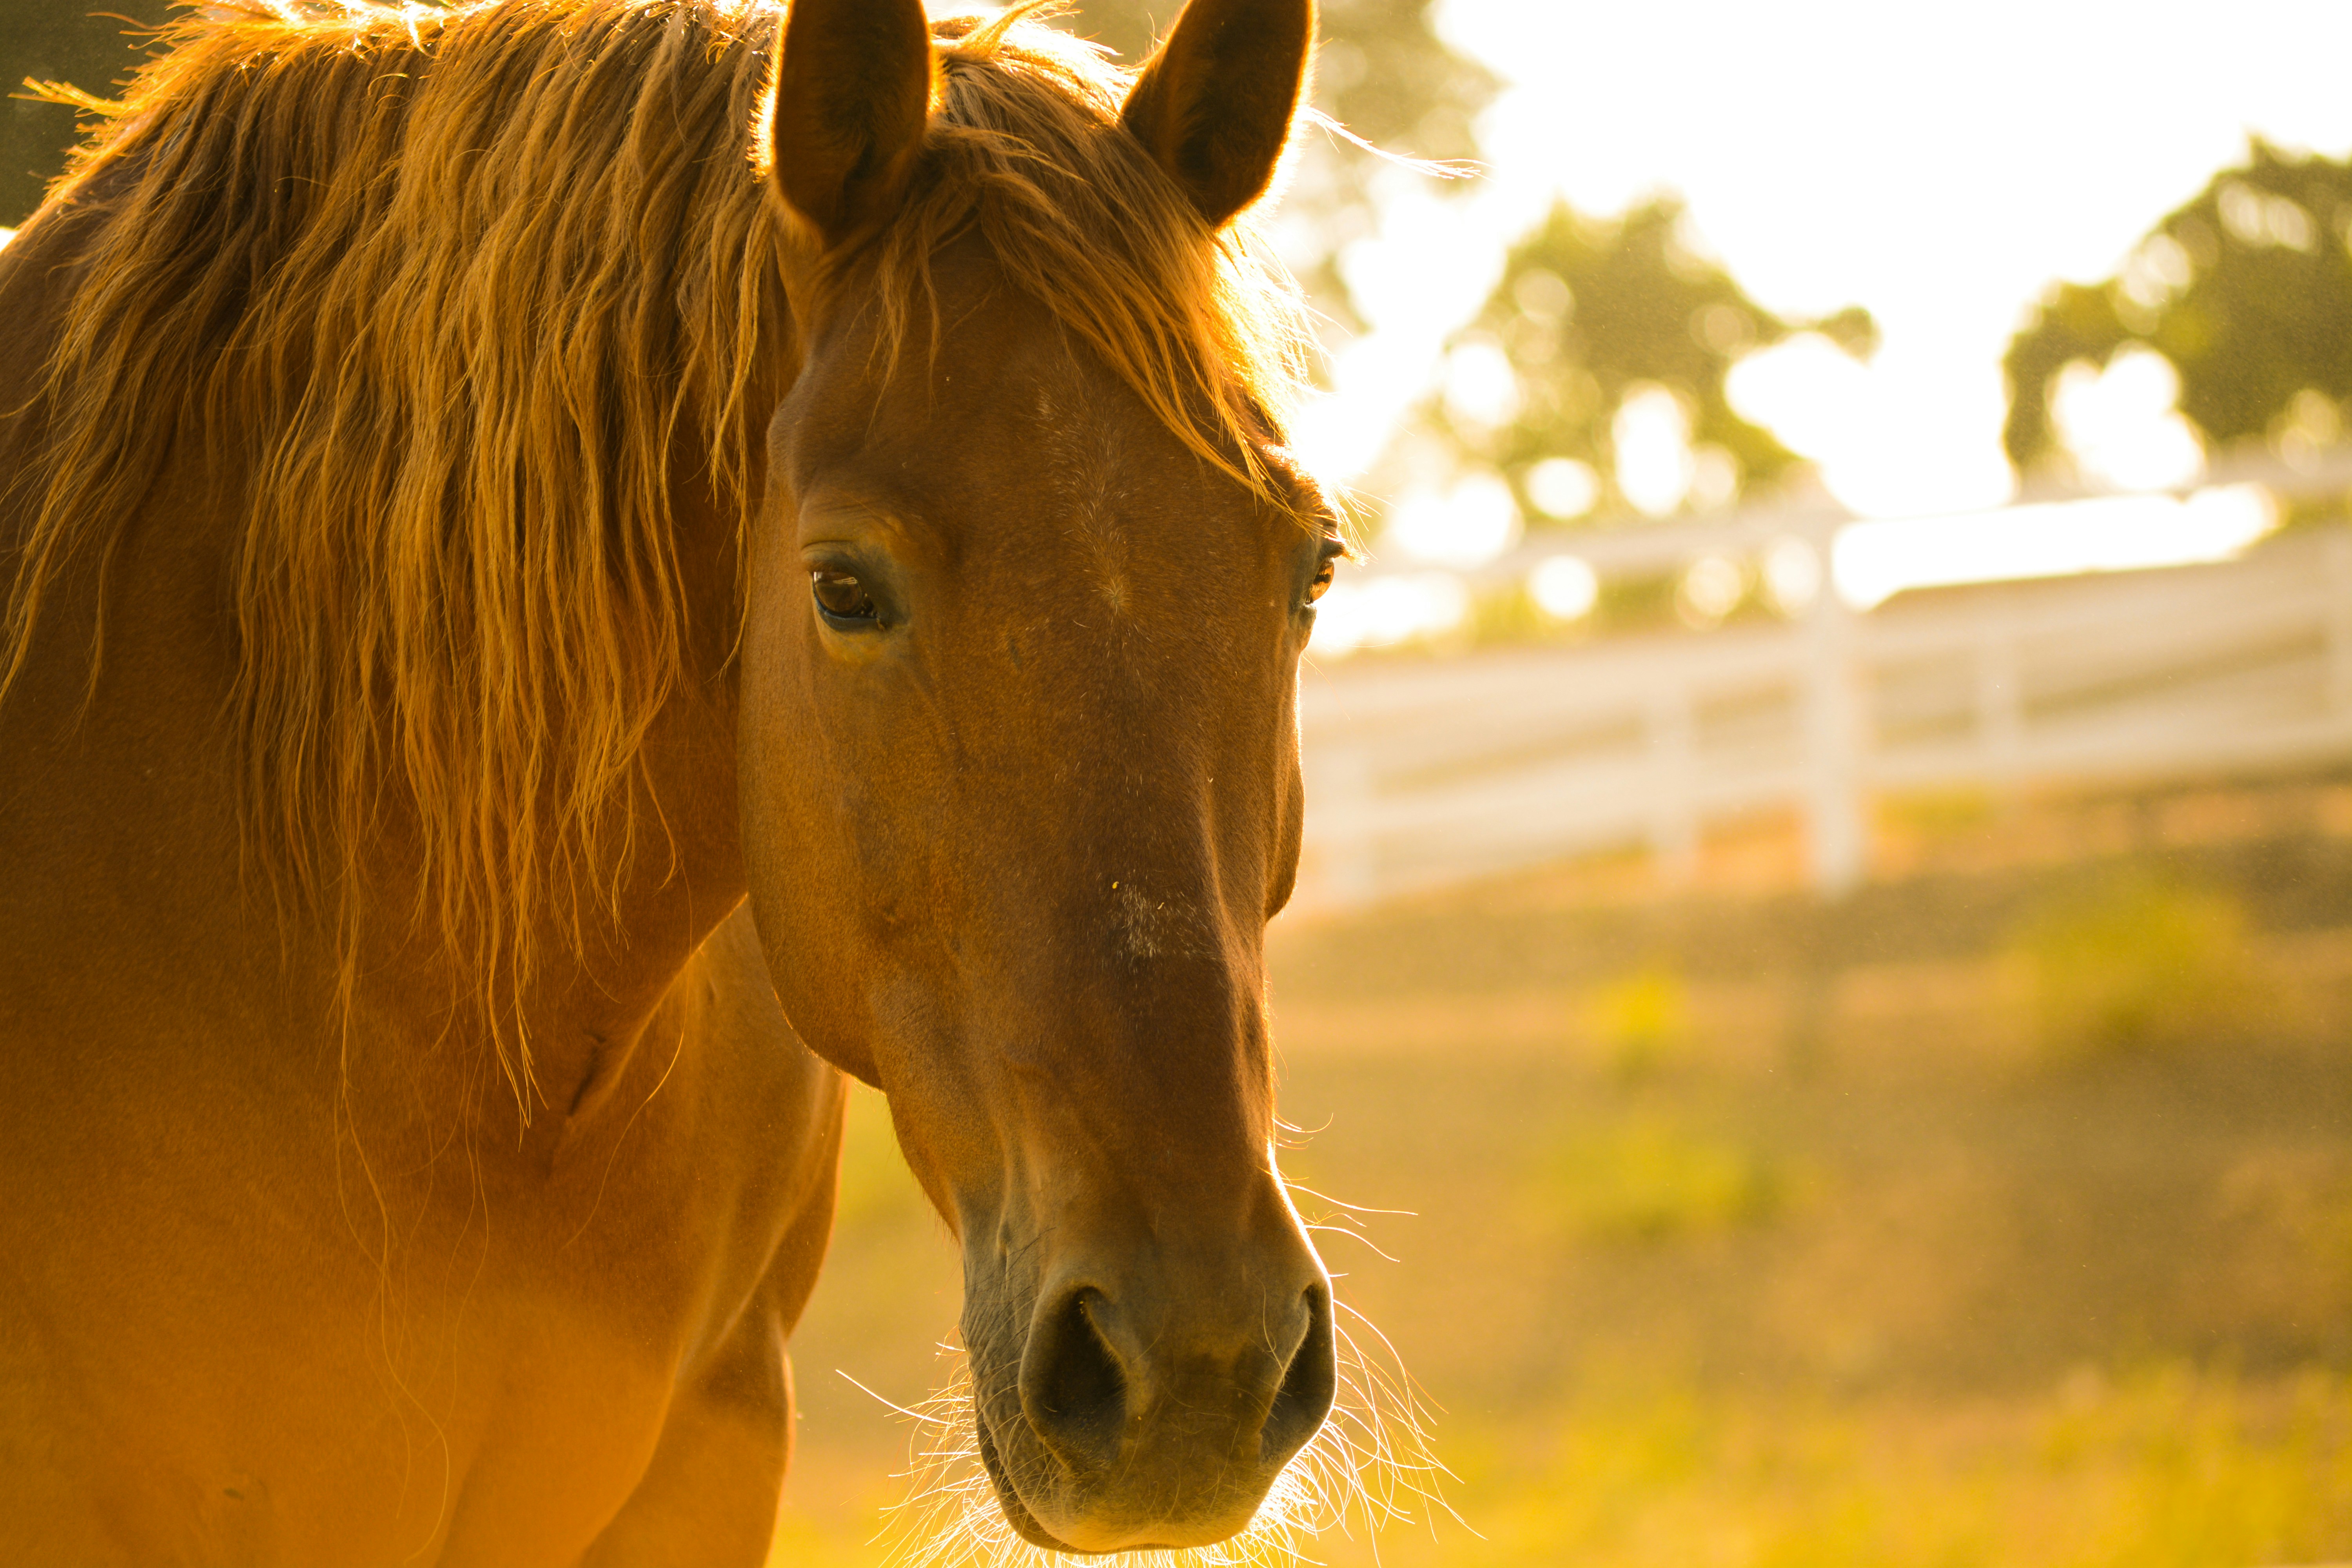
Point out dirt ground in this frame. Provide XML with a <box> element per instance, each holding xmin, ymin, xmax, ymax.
<box><xmin>770</xmin><ymin>780</ymin><xmax>2352</xmax><ymax>1566</ymax></box>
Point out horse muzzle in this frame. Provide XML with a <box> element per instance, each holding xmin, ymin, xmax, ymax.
<box><xmin>967</xmin><ymin>1238</ymin><xmax>1338</xmax><ymax>1553</ymax></box>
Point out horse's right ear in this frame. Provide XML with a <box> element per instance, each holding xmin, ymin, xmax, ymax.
<box><xmin>1121</xmin><ymin>0</ymin><xmax>1315</xmax><ymax>229</ymax></box>
<box><xmin>768</xmin><ymin>0</ymin><xmax>934</xmax><ymax>247</ymax></box>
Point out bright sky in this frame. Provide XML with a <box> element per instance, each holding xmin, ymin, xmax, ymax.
<box><xmin>1294</xmin><ymin>0</ymin><xmax>2352</xmax><ymax>523</ymax></box>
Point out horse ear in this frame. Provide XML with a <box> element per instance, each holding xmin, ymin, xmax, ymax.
<box><xmin>1120</xmin><ymin>0</ymin><xmax>1315</xmax><ymax>229</ymax></box>
<box><xmin>768</xmin><ymin>0</ymin><xmax>935</xmax><ymax>246</ymax></box>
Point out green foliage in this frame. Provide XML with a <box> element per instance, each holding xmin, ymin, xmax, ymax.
<box><xmin>1445</xmin><ymin>1365</ymin><xmax>2352</xmax><ymax>1568</ymax></box>
<box><xmin>1062</xmin><ymin>0</ymin><xmax>1497</xmax><ymax>330</ymax></box>
<box><xmin>1879</xmin><ymin>787</ymin><xmax>2002</xmax><ymax>840</ymax></box>
<box><xmin>2004</xmin><ymin>140</ymin><xmax>2352</xmax><ymax>472</ymax></box>
<box><xmin>1587</xmin><ymin>962</ymin><xmax>1693</xmax><ymax>1080</ymax></box>
<box><xmin>1078</xmin><ymin>0</ymin><xmax>1491</xmax><ymax>161</ymax></box>
<box><xmin>1413</xmin><ymin>197</ymin><xmax>1874</xmax><ymax>525</ymax></box>
<box><xmin>0</xmin><ymin>2</ymin><xmax>176</xmax><ymax>228</ymax></box>
<box><xmin>1290</xmin><ymin>0</ymin><xmax>1496</xmax><ymax>166</ymax></box>
<box><xmin>1531</xmin><ymin>1114</ymin><xmax>1788</xmax><ymax>1242</ymax></box>
<box><xmin>2005</xmin><ymin>869</ymin><xmax>2262</xmax><ymax>1062</ymax></box>
<box><xmin>1058</xmin><ymin>0</ymin><xmax>1168</xmax><ymax>62</ymax></box>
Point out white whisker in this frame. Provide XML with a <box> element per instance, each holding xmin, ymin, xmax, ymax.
<box><xmin>871</xmin><ymin>1299</ymin><xmax>1449</xmax><ymax>1568</ymax></box>
<box><xmin>838</xmin><ymin>1368</ymin><xmax>947</xmax><ymax>1424</ymax></box>
<box><xmin>1280</xmin><ymin>1183</ymin><xmax>1417</xmax><ymax>1220</ymax></box>
<box><xmin>1301</xmin><ymin>1223</ymin><xmax>1402</xmax><ymax>1264</ymax></box>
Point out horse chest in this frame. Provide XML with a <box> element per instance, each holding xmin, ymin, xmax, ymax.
<box><xmin>0</xmin><ymin>910</ymin><xmax>837</xmax><ymax>1564</ymax></box>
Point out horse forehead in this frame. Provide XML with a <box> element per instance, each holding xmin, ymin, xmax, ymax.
<box><xmin>1025</xmin><ymin>374</ymin><xmax>1135</xmax><ymax>541</ymax></box>
<box><xmin>949</xmin><ymin>372</ymin><xmax>1267</xmax><ymax>691</ymax></box>
<box><xmin>990</xmin><ymin>358</ymin><xmax>1264</xmax><ymax>583</ymax></box>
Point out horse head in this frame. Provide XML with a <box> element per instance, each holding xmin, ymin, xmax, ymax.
<box><xmin>741</xmin><ymin>0</ymin><xmax>1339</xmax><ymax>1551</ymax></box>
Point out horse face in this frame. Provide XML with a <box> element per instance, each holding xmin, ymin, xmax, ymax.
<box><xmin>740</xmin><ymin>238</ymin><xmax>1338</xmax><ymax>1549</ymax></box>
<box><xmin>746</xmin><ymin>0</ymin><xmax>1331</xmax><ymax>1550</ymax></box>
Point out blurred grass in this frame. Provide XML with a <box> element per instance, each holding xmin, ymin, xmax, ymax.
<box><xmin>1587</xmin><ymin>964</ymin><xmax>1694</xmax><ymax>1081</ymax></box>
<box><xmin>773</xmin><ymin>802</ymin><xmax>2352</xmax><ymax>1566</ymax></box>
<box><xmin>1527</xmin><ymin>1112</ymin><xmax>1793</xmax><ymax>1241</ymax></box>
<box><xmin>1435</xmin><ymin>1366</ymin><xmax>2352</xmax><ymax>1568</ymax></box>
<box><xmin>2005</xmin><ymin>867</ymin><xmax>2268</xmax><ymax>1062</ymax></box>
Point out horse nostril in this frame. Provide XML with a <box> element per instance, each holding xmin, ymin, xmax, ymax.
<box><xmin>1260</xmin><ymin>1283</ymin><xmax>1336</xmax><ymax>1468</ymax></box>
<box><xmin>1024</xmin><ymin>1288</ymin><xmax>1129</xmax><ymax>1473</ymax></box>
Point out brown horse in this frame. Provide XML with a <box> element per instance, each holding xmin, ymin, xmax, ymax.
<box><xmin>0</xmin><ymin>0</ymin><xmax>1368</xmax><ymax>1560</ymax></box>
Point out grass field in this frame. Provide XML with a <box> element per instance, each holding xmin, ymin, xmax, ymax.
<box><xmin>769</xmin><ymin>792</ymin><xmax>2352</xmax><ymax>1566</ymax></box>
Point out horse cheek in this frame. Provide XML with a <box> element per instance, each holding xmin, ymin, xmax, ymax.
<box><xmin>739</xmin><ymin>624</ymin><xmax>885</xmax><ymax>1091</ymax></box>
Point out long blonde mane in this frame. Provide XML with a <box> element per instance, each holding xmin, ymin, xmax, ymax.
<box><xmin>4</xmin><ymin>0</ymin><xmax>1312</xmax><ymax>1108</ymax></box>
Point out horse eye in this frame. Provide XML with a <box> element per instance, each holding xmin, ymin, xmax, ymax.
<box><xmin>1304</xmin><ymin>550</ymin><xmax>1339</xmax><ymax>607</ymax></box>
<box><xmin>811</xmin><ymin>569</ymin><xmax>879</xmax><ymax>625</ymax></box>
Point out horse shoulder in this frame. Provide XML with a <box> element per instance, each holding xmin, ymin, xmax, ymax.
<box><xmin>595</xmin><ymin>897</ymin><xmax>845</xmax><ymax>1339</ymax></box>
<box><xmin>568</xmin><ymin>902</ymin><xmax>848</xmax><ymax>1565</ymax></box>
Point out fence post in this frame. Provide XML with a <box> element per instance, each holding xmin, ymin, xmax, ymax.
<box><xmin>2326</xmin><ymin>526</ymin><xmax>2352</xmax><ymax>724</ymax></box>
<box><xmin>1803</xmin><ymin>570</ymin><xmax>1868</xmax><ymax>898</ymax></box>
<box><xmin>1975</xmin><ymin>611</ymin><xmax>2024</xmax><ymax>794</ymax></box>
<box><xmin>1646</xmin><ymin>680</ymin><xmax>1700</xmax><ymax>886</ymax></box>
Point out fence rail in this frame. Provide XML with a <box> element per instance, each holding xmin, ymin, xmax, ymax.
<box><xmin>1294</xmin><ymin>523</ymin><xmax>2352</xmax><ymax>910</ymax></box>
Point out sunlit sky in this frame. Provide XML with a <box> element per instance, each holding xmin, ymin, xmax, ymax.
<box><xmin>1294</xmin><ymin>0</ymin><xmax>2352</xmax><ymax>523</ymax></box>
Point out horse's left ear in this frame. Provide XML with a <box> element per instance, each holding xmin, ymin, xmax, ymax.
<box><xmin>768</xmin><ymin>0</ymin><xmax>935</xmax><ymax>246</ymax></box>
<box><xmin>1120</xmin><ymin>0</ymin><xmax>1315</xmax><ymax>229</ymax></box>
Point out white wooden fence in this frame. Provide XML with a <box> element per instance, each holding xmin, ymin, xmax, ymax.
<box><xmin>1294</xmin><ymin>520</ymin><xmax>2352</xmax><ymax>910</ymax></box>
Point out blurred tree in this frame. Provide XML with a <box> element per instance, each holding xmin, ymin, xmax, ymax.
<box><xmin>2</xmin><ymin>2</ymin><xmax>174</xmax><ymax>228</ymax></box>
<box><xmin>1071</xmin><ymin>0</ymin><xmax>1488</xmax><ymax>155</ymax></box>
<box><xmin>1067</xmin><ymin>0</ymin><xmax>1494</xmax><ymax>330</ymax></box>
<box><xmin>2004</xmin><ymin>141</ymin><xmax>2352</xmax><ymax>474</ymax></box>
<box><xmin>1411</xmin><ymin>195</ymin><xmax>1875</xmax><ymax>524</ymax></box>
<box><xmin>1060</xmin><ymin>2</ymin><xmax>1173</xmax><ymax>68</ymax></box>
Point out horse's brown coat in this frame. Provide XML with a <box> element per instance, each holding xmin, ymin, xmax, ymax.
<box><xmin>0</xmin><ymin>170</ymin><xmax>842</xmax><ymax>1565</ymax></box>
<box><xmin>0</xmin><ymin>0</ymin><xmax>1334</xmax><ymax>1560</ymax></box>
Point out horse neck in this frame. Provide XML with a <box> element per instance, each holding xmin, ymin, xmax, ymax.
<box><xmin>365</xmin><ymin>472</ymin><xmax>754</xmax><ymax>1126</ymax></box>
<box><xmin>0</xmin><ymin>187</ymin><xmax>761</xmax><ymax>1133</ymax></box>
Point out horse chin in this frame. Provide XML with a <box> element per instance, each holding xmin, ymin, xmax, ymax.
<box><xmin>972</xmin><ymin>1395</ymin><xmax>1252</xmax><ymax>1557</ymax></box>
<box><xmin>973</xmin><ymin>1400</ymin><xmax>1093</xmax><ymax>1554</ymax></box>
